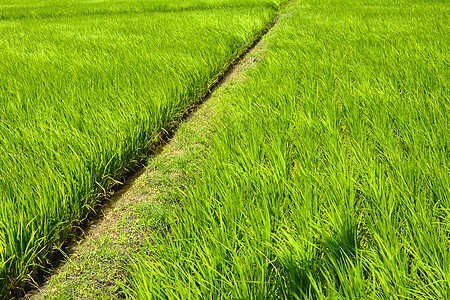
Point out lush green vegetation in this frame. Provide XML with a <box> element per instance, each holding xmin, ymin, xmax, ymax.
<box><xmin>127</xmin><ymin>0</ymin><xmax>450</xmax><ymax>298</ymax></box>
<box><xmin>0</xmin><ymin>0</ymin><xmax>284</xmax><ymax>295</ymax></box>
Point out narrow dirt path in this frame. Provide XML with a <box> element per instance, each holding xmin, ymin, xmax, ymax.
<box><xmin>23</xmin><ymin>11</ymin><xmax>285</xmax><ymax>300</ymax></box>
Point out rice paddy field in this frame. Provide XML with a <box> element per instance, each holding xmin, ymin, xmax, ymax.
<box><xmin>0</xmin><ymin>0</ymin><xmax>284</xmax><ymax>295</ymax></box>
<box><xmin>0</xmin><ymin>0</ymin><xmax>449</xmax><ymax>298</ymax></box>
<box><xmin>125</xmin><ymin>0</ymin><xmax>450</xmax><ymax>299</ymax></box>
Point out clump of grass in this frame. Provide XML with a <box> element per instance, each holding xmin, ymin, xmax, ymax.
<box><xmin>135</xmin><ymin>202</ymin><xmax>173</xmax><ymax>235</ymax></box>
<box><xmin>126</xmin><ymin>0</ymin><xmax>449</xmax><ymax>298</ymax></box>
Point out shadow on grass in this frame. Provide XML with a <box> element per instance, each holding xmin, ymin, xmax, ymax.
<box><xmin>274</xmin><ymin>218</ymin><xmax>361</xmax><ymax>299</ymax></box>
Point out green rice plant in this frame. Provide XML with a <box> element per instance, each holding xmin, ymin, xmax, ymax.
<box><xmin>0</xmin><ymin>0</ymin><xmax>284</xmax><ymax>296</ymax></box>
<box><xmin>0</xmin><ymin>0</ymin><xmax>282</xmax><ymax>21</ymax></box>
<box><xmin>126</xmin><ymin>0</ymin><xmax>449</xmax><ymax>298</ymax></box>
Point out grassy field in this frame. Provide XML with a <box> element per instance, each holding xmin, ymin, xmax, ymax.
<box><xmin>0</xmin><ymin>0</ymin><xmax>284</xmax><ymax>295</ymax></box>
<box><xmin>126</xmin><ymin>0</ymin><xmax>450</xmax><ymax>298</ymax></box>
